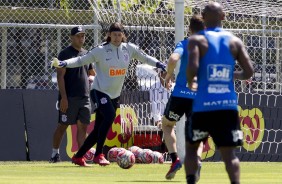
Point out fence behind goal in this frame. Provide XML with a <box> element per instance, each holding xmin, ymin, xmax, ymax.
<box><xmin>0</xmin><ymin>0</ymin><xmax>281</xmax><ymax>161</ymax></box>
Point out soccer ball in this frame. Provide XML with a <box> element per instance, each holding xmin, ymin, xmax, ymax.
<box><xmin>83</xmin><ymin>148</ymin><xmax>96</xmax><ymax>163</ymax></box>
<box><xmin>117</xmin><ymin>150</ymin><xmax>135</xmax><ymax>169</ymax></box>
<box><xmin>128</xmin><ymin>146</ymin><xmax>143</xmax><ymax>162</ymax></box>
<box><xmin>152</xmin><ymin>151</ymin><xmax>164</xmax><ymax>164</ymax></box>
<box><xmin>128</xmin><ymin>146</ymin><xmax>141</xmax><ymax>153</ymax></box>
<box><xmin>139</xmin><ymin>149</ymin><xmax>154</xmax><ymax>164</ymax></box>
<box><xmin>134</xmin><ymin>149</ymin><xmax>145</xmax><ymax>163</ymax></box>
<box><xmin>107</xmin><ymin>147</ymin><xmax>126</xmax><ymax>162</ymax></box>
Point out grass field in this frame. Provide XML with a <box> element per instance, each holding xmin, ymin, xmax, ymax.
<box><xmin>0</xmin><ymin>162</ymin><xmax>281</xmax><ymax>184</ymax></box>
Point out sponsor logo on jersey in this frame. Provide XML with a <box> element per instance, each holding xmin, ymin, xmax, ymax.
<box><xmin>203</xmin><ymin>99</ymin><xmax>237</xmax><ymax>107</ymax></box>
<box><xmin>180</xmin><ymin>90</ymin><xmax>197</xmax><ymax>96</ymax></box>
<box><xmin>208</xmin><ymin>64</ymin><xmax>231</xmax><ymax>82</ymax></box>
<box><xmin>106</xmin><ymin>49</ymin><xmax>112</xmax><ymax>53</ymax></box>
<box><xmin>109</xmin><ymin>68</ymin><xmax>127</xmax><ymax>77</ymax></box>
<box><xmin>208</xmin><ymin>84</ymin><xmax>231</xmax><ymax>94</ymax></box>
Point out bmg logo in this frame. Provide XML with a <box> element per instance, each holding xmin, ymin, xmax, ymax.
<box><xmin>208</xmin><ymin>64</ymin><xmax>231</xmax><ymax>81</ymax></box>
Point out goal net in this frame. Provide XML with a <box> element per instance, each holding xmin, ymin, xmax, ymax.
<box><xmin>0</xmin><ymin>0</ymin><xmax>281</xmax><ymax>162</ymax></box>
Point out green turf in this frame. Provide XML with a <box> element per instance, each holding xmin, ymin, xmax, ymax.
<box><xmin>0</xmin><ymin>162</ymin><xmax>281</xmax><ymax>184</ymax></box>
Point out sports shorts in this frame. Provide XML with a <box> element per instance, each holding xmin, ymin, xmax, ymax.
<box><xmin>186</xmin><ymin>110</ymin><xmax>243</xmax><ymax>147</ymax></box>
<box><xmin>90</xmin><ymin>89</ymin><xmax>120</xmax><ymax>117</ymax></box>
<box><xmin>58</xmin><ymin>96</ymin><xmax>91</xmax><ymax>125</ymax></box>
<box><xmin>163</xmin><ymin>96</ymin><xmax>193</xmax><ymax>122</ymax></box>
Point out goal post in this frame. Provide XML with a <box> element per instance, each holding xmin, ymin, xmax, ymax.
<box><xmin>174</xmin><ymin>0</ymin><xmax>186</xmax><ymax>163</ymax></box>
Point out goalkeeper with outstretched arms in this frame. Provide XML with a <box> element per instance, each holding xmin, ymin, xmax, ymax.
<box><xmin>51</xmin><ymin>22</ymin><xmax>166</xmax><ymax>166</ymax></box>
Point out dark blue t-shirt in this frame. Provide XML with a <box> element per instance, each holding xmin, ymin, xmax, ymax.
<box><xmin>58</xmin><ymin>46</ymin><xmax>93</xmax><ymax>98</ymax></box>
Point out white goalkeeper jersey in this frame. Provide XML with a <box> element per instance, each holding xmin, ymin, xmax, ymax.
<box><xmin>64</xmin><ymin>42</ymin><xmax>160</xmax><ymax>99</ymax></box>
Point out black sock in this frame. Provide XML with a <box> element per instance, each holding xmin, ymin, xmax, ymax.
<box><xmin>186</xmin><ymin>175</ymin><xmax>196</xmax><ymax>184</ymax></box>
<box><xmin>231</xmin><ymin>182</ymin><xmax>240</xmax><ymax>184</ymax></box>
<box><xmin>170</xmin><ymin>152</ymin><xmax>178</xmax><ymax>163</ymax></box>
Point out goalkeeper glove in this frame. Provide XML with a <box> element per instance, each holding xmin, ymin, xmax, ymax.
<box><xmin>156</xmin><ymin>62</ymin><xmax>166</xmax><ymax>72</ymax></box>
<box><xmin>51</xmin><ymin>58</ymin><xmax>67</xmax><ymax>68</ymax></box>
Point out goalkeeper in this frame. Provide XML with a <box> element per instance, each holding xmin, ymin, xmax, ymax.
<box><xmin>161</xmin><ymin>15</ymin><xmax>205</xmax><ymax>180</ymax></box>
<box><xmin>51</xmin><ymin>22</ymin><xmax>166</xmax><ymax>166</ymax></box>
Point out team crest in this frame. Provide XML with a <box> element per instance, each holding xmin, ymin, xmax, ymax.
<box><xmin>62</xmin><ymin>115</ymin><xmax>67</xmax><ymax>122</ymax></box>
<box><xmin>100</xmin><ymin>97</ymin><xmax>108</xmax><ymax>104</ymax></box>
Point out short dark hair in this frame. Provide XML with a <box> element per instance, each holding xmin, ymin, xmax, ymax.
<box><xmin>189</xmin><ymin>15</ymin><xmax>205</xmax><ymax>33</ymax></box>
<box><xmin>105</xmin><ymin>22</ymin><xmax>127</xmax><ymax>43</ymax></box>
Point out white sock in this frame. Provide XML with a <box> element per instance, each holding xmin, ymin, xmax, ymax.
<box><xmin>51</xmin><ymin>148</ymin><xmax>59</xmax><ymax>158</ymax></box>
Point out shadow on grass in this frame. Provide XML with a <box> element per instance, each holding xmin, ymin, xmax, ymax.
<box><xmin>46</xmin><ymin>166</ymin><xmax>93</xmax><ymax>168</ymax></box>
<box><xmin>116</xmin><ymin>181</ymin><xmax>181</xmax><ymax>183</ymax></box>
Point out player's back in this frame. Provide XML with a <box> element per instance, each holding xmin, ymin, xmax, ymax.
<box><xmin>172</xmin><ymin>39</ymin><xmax>196</xmax><ymax>99</ymax></box>
<box><xmin>193</xmin><ymin>27</ymin><xmax>237</xmax><ymax>112</ymax></box>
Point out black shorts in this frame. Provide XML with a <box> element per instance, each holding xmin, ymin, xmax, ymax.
<box><xmin>186</xmin><ymin>110</ymin><xmax>243</xmax><ymax>147</ymax></box>
<box><xmin>163</xmin><ymin>96</ymin><xmax>193</xmax><ymax>122</ymax></box>
<box><xmin>90</xmin><ymin>89</ymin><xmax>120</xmax><ymax>114</ymax></box>
<box><xmin>58</xmin><ymin>96</ymin><xmax>91</xmax><ymax>125</ymax></box>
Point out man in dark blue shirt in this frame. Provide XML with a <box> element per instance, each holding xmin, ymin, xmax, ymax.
<box><xmin>49</xmin><ymin>26</ymin><xmax>95</xmax><ymax>162</ymax></box>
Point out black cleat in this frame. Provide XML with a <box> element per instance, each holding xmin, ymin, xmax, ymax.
<box><xmin>49</xmin><ymin>153</ymin><xmax>61</xmax><ymax>163</ymax></box>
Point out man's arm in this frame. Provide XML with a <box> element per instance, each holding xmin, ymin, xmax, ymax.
<box><xmin>66</xmin><ymin>49</ymin><xmax>98</xmax><ymax>68</ymax></box>
<box><xmin>164</xmin><ymin>53</ymin><xmax>180</xmax><ymax>89</ymax></box>
<box><xmin>233</xmin><ymin>38</ymin><xmax>254</xmax><ymax>80</ymax></box>
<box><xmin>129</xmin><ymin>43</ymin><xmax>166</xmax><ymax>71</ymax></box>
<box><xmin>57</xmin><ymin>68</ymin><xmax>68</xmax><ymax>113</ymax></box>
<box><xmin>52</xmin><ymin>48</ymin><xmax>99</xmax><ymax>68</ymax></box>
<box><xmin>186</xmin><ymin>37</ymin><xmax>200</xmax><ymax>89</ymax></box>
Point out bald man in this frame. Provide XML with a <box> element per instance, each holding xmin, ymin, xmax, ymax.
<box><xmin>186</xmin><ymin>2</ymin><xmax>253</xmax><ymax>184</ymax></box>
